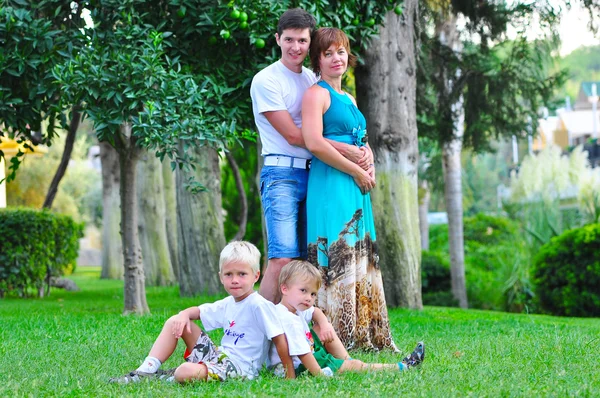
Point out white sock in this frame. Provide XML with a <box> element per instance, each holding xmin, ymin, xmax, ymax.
<box><xmin>136</xmin><ymin>356</ymin><xmax>161</xmax><ymax>373</ymax></box>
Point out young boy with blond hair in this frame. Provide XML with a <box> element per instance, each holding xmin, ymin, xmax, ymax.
<box><xmin>111</xmin><ymin>241</ymin><xmax>294</xmax><ymax>383</ymax></box>
<box><xmin>269</xmin><ymin>260</ymin><xmax>425</xmax><ymax>376</ymax></box>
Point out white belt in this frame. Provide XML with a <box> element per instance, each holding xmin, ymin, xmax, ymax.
<box><xmin>263</xmin><ymin>155</ymin><xmax>310</xmax><ymax>170</ymax></box>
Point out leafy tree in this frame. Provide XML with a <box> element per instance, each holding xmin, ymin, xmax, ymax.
<box><xmin>417</xmin><ymin>0</ymin><xmax>570</xmax><ymax>308</ymax></box>
<box><xmin>0</xmin><ymin>1</ymin><xmax>82</xmax><ymax>178</ymax></box>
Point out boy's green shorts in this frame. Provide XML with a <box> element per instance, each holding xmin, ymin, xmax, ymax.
<box><xmin>296</xmin><ymin>329</ymin><xmax>345</xmax><ymax>375</ymax></box>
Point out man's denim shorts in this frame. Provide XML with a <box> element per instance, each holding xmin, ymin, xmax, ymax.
<box><xmin>260</xmin><ymin>165</ymin><xmax>308</xmax><ymax>259</ymax></box>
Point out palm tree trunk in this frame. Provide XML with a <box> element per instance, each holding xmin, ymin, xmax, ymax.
<box><xmin>418</xmin><ymin>180</ymin><xmax>431</xmax><ymax>251</ymax></box>
<box><xmin>355</xmin><ymin>2</ymin><xmax>422</xmax><ymax>309</ymax></box>
<box><xmin>99</xmin><ymin>141</ymin><xmax>123</xmax><ymax>280</ymax></box>
<box><xmin>136</xmin><ymin>152</ymin><xmax>175</xmax><ymax>286</ymax></box>
<box><xmin>176</xmin><ymin>144</ymin><xmax>224</xmax><ymax>296</ymax></box>
<box><xmin>162</xmin><ymin>159</ymin><xmax>179</xmax><ymax>279</ymax></box>
<box><xmin>437</xmin><ymin>16</ymin><xmax>468</xmax><ymax>308</ymax></box>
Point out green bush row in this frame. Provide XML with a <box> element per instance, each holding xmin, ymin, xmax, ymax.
<box><xmin>0</xmin><ymin>208</ymin><xmax>83</xmax><ymax>298</ymax></box>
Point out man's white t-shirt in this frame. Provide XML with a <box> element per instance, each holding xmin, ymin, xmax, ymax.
<box><xmin>250</xmin><ymin>60</ymin><xmax>317</xmax><ymax>159</ymax></box>
<box><xmin>268</xmin><ymin>303</ymin><xmax>315</xmax><ymax>369</ymax></box>
<box><xmin>199</xmin><ymin>292</ymin><xmax>283</xmax><ymax>379</ymax></box>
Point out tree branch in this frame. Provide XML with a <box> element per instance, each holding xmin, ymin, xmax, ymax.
<box><xmin>43</xmin><ymin>106</ymin><xmax>81</xmax><ymax>209</ymax></box>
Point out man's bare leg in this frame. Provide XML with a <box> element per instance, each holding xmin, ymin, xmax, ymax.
<box><xmin>258</xmin><ymin>257</ymin><xmax>291</xmax><ymax>303</ymax></box>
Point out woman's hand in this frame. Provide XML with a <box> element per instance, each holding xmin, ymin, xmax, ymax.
<box><xmin>353</xmin><ymin>167</ymin><xmax>376</xmax><ymax>194</ymax></box>
<box><xmin>368</xmin><ymin>163</ymin><xmax>376</xmax><ymax>183</ymax></box>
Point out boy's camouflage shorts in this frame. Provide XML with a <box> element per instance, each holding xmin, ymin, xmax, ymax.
<box><xmin>184</xmin><ymin>332</ymin><xmax>242</xmax><ymax>382</ymax></box>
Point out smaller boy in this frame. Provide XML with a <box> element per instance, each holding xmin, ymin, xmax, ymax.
<box><xmin>268</xmin><ymin>260</ymin><xmax>425</xmax><ymax>377</ymax></box>
<box><xmin>110</xmin><ymin>241</ymin><xmax>294</xmax><ymax>383</ymax></box>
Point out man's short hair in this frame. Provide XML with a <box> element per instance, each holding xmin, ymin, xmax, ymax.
<box><xmin>277</xmin><ymin>8</ymin><xmax>316</xmax><ymax>36</ymax></box>
<box><xmin>219</xmin><ymin>241</ymin><xmax>261</xmax><ymax>274</ymax></box>
<box><xmin>279</xmin><ymin>260</ymin><xmax>322</xmax><ymax>290</ymax></box>
<box><xmin>309</xmin><ymin>27</ymin><xmax>357</xmax><ymax>76</ymax></box>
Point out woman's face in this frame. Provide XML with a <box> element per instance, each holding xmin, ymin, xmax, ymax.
<box><xmin>319</xmin><ymin>43</ymin><xmax>348</xmax><ymax>79</ymax></box>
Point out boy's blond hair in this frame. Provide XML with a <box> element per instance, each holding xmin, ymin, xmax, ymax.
<box><xmin>219</xmin><ymin>241</ymin><xmax>261</xmax><ymax>274</ymax></box>
<box><xmin>279</xmin><ymin>260</ymin><xmax>322</xmax><ymax>289</ymax></box>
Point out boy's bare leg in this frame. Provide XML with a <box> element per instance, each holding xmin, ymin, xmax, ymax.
<box><xmin>312</xmin><ymin>323</ymin><xmax>350</xmax><ymax>360</ymax></box>
<box><xmin>148</xmin><ymin>314</ymin><xmax>203</xmax><ymax>363</ymax></box>
<box><xmin>174</xmin><ymin>362</ymin><xmax>209</xmax><ymax>383</ymax></box>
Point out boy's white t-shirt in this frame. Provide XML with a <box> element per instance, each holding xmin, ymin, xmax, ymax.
<box><xmin>250</xmin><ymin>60</ymin><xmax>317</xmax><ymax>159</ymax></box>
<box><xmin>199</xmin><ymin>292</ymin><xmax>283</xmax><ymax>379</ymax></box>
<box><xmin>268</xmin><ymin>303</ymin><xmax>315</xmax><ymax>369</ymax></box>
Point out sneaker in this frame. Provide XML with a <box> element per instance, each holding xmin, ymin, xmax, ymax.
<box><xmin>156</xmin><ymin>368</ymin><xmax>177</xmax><ymax>382</ymax></box>
<box><xmin>109</xmin><ymin>370</ymin><xmax>156</xmax><ymax>384</ymax></box>
<box><xmin>401</xmin><ymin>341</ymin><xmax>425</xmax><ymax>368</ymax></box>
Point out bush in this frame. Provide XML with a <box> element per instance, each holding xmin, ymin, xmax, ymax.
<box><xmin>464</xmin><ymin>213</ymin><xmax>520</xmax><ymax>246</ymax></box>
<box><xmin>0</xmin><ymin>208</ymin><xmax>83</xmax><ymax>298</ymax></box>
<box><xmin>533</xmin><ymin>223</ymin><xmax>600</xmax><ymax>317</ymax></box>
<box><xmin>427</xmin><ymin>214</ymin><xmax>533</xmax><ymax>312</ymax></box>
<box><xmin>421</xmin><ymin>251</ymin><xmax>458</xmax><ymax>307</ymax></box>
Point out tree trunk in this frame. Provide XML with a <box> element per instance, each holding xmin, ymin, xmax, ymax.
<box><xmin>418</xmin><ymin>180</ymin><xmax>430</xmax><ymax>251</ymax></box>
<box><xmin>256</xmin><ymin>140</ymin><xmax>268</xmax><ymax>273</ymax></box>
<box><xmin>176</xmin><ymin>145</ymin><xmax>224</xmax><ymax>296</ymax></box>
<box><xmin>437</xmin><ymin>16</ymin><xmax>469</xmax><ymax>309</ymax></box>
<box><xmin>225</xmin><ymin>150</ymin><xmax>248</xmax><ymax>241</ymax></box>
<box><xmin>443</xmin><ymin>121</ymin><xmax>468</xmax><ymax>308</ymax></box>
<box><xmin>99</xmin><ymin>141</ymin><xmax>123</xmax><ymax>280</ymax></box>
<box><xmin>354</xmin><ymin>2</ymin><xmax>422</xmax><ymax>309</ymax></box>
<box><xmin>43</xmin><ymin>107</ymin><xmax>81</xmax><ymax>209</ymax></box>
<box><xmin>136</xmin><ymin>152</ymin><xmax>175</xmax><ymax>287</ymax></box>
<box><xmin>118</xmin><ymin>125</ymin><xmax>149</xmax><ymax>315</ymax></box>
<box><xmin>162</xmin><ymin>159</ymin><xmax>179</xmax><ymax>280</ymax></box>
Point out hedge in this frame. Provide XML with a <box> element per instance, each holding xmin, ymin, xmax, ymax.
<box><xmin>0</xmin><ymin>208</ymin><xmax>83</xmax><ymax>298</ymax></box>
<box><xmin>533</xmin><ymin>223</ymin><xmax>600</xmax><ymax>317</ymax></box>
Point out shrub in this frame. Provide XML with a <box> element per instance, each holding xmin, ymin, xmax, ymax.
<box><xmin>464</xmin><ymin>213</ymin><xmax>520</xmax><ymax>246</ymax></box>
<box><xmin>421</xmin><ymin>251</ymin><xmax>458</xmax><ymax>307</ymax></box>
<box><xmin>427</xmin><ymin>214</ymin><xmax>533</xmax><ymax>312</ymax></box>
<box><xmin>0</xmin><ymin>208</ymin><xmax>83</xmax><ymax>298</ymax></box>
<box><xmin>533</xmin><ymin>223</ymin><xmax>600</xmax><ymax>317</ymax></box>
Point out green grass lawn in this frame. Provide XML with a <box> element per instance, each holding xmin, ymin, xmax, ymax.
<box><xmin>1</xmin><ymin>267</ymin><xmax>598</xmax><ymax>397</ymax></box>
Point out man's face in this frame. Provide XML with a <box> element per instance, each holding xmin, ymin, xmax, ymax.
<box><xmin>276</xmin><ymin>28</ymin><xmax>311</xmax><ymax>73</ymax></box>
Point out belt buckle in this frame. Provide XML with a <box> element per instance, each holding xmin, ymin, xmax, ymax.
<box><xmin>306</xmin><ymin>159</ymin><xmax>311</xmax><ymax>170</ymax></box>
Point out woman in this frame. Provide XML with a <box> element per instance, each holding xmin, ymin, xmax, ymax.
<box><xmin>302</xmin><ymin>27</ymin><xmax>397</xmax><ymax>351</ymax></box>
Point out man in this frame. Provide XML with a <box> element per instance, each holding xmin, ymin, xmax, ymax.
<box><xmin>250</xmin><ymin>8</ymin><xmax>372</xmax><ymax>303</ymax></box>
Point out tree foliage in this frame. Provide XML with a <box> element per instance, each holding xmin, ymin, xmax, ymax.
<box><xmin>417</xmin><ymin>1</ymin><xmax>568</xmax><ymax>152</ymax></box>
<box><xmin>533</xmin><ymin>223</ymin><xmax>600</xmax><ymax>317</ymax></box>
<box><xmin>0</xmin><ymin>1</ymin><xmax>82</xmax><ymax>179</ymax></box>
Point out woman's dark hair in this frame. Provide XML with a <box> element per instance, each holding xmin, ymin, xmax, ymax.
<box><xmin>277</xmin><ymin>8</ymin><xmax>316</xmax><ymax>36</ymax></box>
<box><xmin>309</xmin><ymin>28</ymin><xmax>357</xmax><ymax>76</ymax></box>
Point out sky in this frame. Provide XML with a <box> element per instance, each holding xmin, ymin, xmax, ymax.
<box><xmin>555</xmin><ymin>2</ymin><xmax>599</xmax><ymax>55</ymax></box>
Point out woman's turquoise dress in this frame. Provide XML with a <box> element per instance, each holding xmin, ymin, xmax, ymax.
<box><xmin>307</xmin><ymin>81</ymin><xmax>397</xmax><ymax>351</ymax></box>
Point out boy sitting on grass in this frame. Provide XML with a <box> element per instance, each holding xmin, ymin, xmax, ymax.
<box><xmin>268</xmin><ymin>260</ymin><xmax>425</xmax><ymax>377</ymax></box>
<box><xmin>111</xmin><ymin>241</ymin><xmax>294</xmax><ymax>383</ymax></box>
